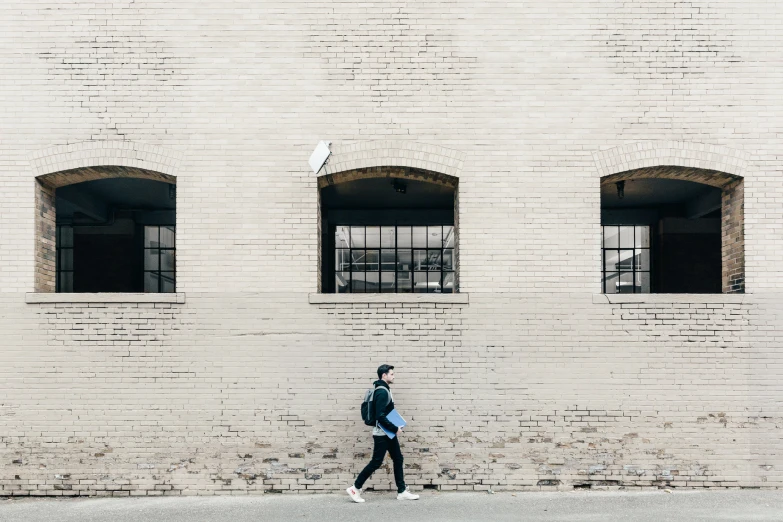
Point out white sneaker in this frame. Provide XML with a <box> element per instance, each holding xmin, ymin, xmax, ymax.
<box><xmin>397</xmin><ymin>488</ymin><xmax>420</xmax><ymax>500</ymax></box>
<box><xmin>346</xmin><ymin>485</ymin><xmax>365</xmax><ymax>503</ymax></box>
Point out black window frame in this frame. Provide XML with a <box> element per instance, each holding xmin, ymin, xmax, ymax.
<box><xmin>602</xmin><ymin>225</ymin><xmax>652</xmax><ymax>294</ymax></box>
<box><xmin>334</xmin><ymin>225</ymin><xmax>455</xmax><ymax>294</ymax></box>
<box><xmin>143</xmin><ymin>225</ymin><xmax>176</xmax><ymax>293</ymax></box>
<box><xmin>55</xmin><ymin>225</ymin><xmax>74</xmax><ymax>293</ymax></box>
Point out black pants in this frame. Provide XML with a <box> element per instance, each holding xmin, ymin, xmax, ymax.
<box><xmin>354</xmin><ymin>435</ymin><xmax>406</xmax><ymax>493</ymax></box>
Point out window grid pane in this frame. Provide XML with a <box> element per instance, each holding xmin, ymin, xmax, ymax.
<box><xmin>143</xmin><ymin>225</ymin><xmax>176</xmax><ymax>293</ymax></box>
<box><xmin>602</xmin><ymin>225</ymin><xmax>650</xmax><ymax>294</ymax></box>
<box><xmin>56</xmin><ymin>225</ymin><xmax>74</xmax><ymax>293</ymax></box>
<box><xmin>335</xmin><ymin>225</ymin><xmax>455</xmax><ymax>293</ymax></box>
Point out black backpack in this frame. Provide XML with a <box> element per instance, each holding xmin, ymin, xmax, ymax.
<box><xmin>360</xmin><ymin>386</ymin><xmax>390</xmax><ymax>426</ymax></box>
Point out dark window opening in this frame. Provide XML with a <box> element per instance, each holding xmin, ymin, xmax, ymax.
<box><xmin>601</xmin><ymin>178</ymin><xmax>722</xmax><ymax>294</ymax></box>
<box><xmin>319</xmin><ymin>172</ymin><xmax>457</xmax><ymax>293</ymax></box>
<box><xmin>55</xmin><ymin>178</ymin><xmax>176</xmax><ymax>293</ymax></box>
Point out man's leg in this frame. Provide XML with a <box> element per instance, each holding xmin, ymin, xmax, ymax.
<box><xmin>354</xmin><ymin>436</ymin><xmax>389</xmax><ymax>490</ymax></box>
<box><xmin>387</xmin><ymin>436</ymin><xmax>406</xmax><ymax>493</ymax></box>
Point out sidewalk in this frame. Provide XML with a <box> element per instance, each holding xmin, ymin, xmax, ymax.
<box><xmin>1</xmin><ymin>490</ymin><xmax>782</xmax><ymax>522</ymax></box>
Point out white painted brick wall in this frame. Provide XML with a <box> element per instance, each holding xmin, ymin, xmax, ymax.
<box><xmin>1</xmin><ymin>1</ymin><xmax>783</xmax><ymax>495</ymax></box>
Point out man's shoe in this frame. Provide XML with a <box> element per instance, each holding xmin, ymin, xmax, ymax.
<box><xmin>346</xmin><ymin>486</ymin><xmax>365</xmax><ymax>503</ymax></box>
<box><xmin>397</xmin><ymin>488</ymin><xmax>420</xmax><ymax>500</ymax></box>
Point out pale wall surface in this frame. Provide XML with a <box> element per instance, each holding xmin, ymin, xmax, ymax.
<box><xmin>1</xmin><ymin>1</ymin><xmax>782</xmax><ymax>495</ymax></box>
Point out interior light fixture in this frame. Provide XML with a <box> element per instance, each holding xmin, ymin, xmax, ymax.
<box><xmin>616</xmin><ymin>181</ymin><xmax>625</xmax><ymax>199</ymax></box>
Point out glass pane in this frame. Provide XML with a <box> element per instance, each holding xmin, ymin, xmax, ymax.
<box><xmin>427</xmin><ymin>250</ymin><xmax>442</xmax><ymax>270</ymax></box>
<box><xmin>144</xmin><ymin>272</ymin><xmax>158</xmax><ymax>292</ymax></box>
<box><xmin>412</xmin><ymin>226</ymin><xmax>428</xmax><ymax>248</ymax></box>
<box><xmin>397</xmin><ymin>226</ymin><xmax>412</xmax><ymax>248</ymax></box>
<box><xmin>161</xmin><ymin>250</ymin><xmax>175</xmax><ymax>272</ymax></box>
<box><xmin>397</xmin><ymin>250</ymin><xmax>412</xmax><ymax>271</ymax></box>
<box><xmin>428</xmin><ymin>226</ymin><xmax>443</xmax><ymax>248</ymax></box>
<box><xmin>636</xmin><ymin>272</ymin><xmax>651</xmax><ymax>293</ymax></box>
<box><xmin>381</xmin><ymin>250</ymin><xmax>396</xmax><ymax>271</ymax></box>
<box><xmin>618</xmin><ymin>272</ymin><xmax>635</xmax><ymax>293</ymax></box>
<box><xmin>637</xmin><ymin>249</ymin><xmax>650</xmax><ymax>271</ymax></box>
<box><xmin>443</xmin><ymin>249</ymin><xmax>454</xmax><ymax>271</ymax></box>
<box><xmin>351</xmin><ymin>250</ymin><xmax>365</xmax><ymax>271</ymax></box>
<box><xmin>381</xmin><ymin>272</ymin><xmax>395</xmax><ymax>293</ymax></box>
<box><xmin>335</xmin><ymin>226</ymin><xmax>351</xmax><ymax>248</ymax></box>
<box><xmin>59</xmin><ymin>249</ymin><xmax>73</xmax><ymax>271</ymax></box>
<box><xmin>160</xmin><ymin>226</ymin><xmax>175</xmax><ymax>249</ymax></box>
<box><xmin>603</xmin><ymin>272</ymin><xmax>619</xmax><ymax>294</ymax></box>
<box><xmin>603</xmin><ymin>226</ymin><xmax>619</xmax><ymax>248</ymax></box>
<box><xmin>160</xmin><ymin>273</ymin><xmax>175</xmax><ymax>293</ymax></box>
<box><xmin>604</xmin><ymin>250</ymin><xmax>619</xmax><ymax>271</ymax></box>
<box><xmin>59</xmin><ymin>272</ymin><xmax>73</xmax><ymax>293</ymax></box>
<box><xmin>430</xmin><ymin>272</ymin><xmax>443</xmax><ymax>293</ymax></box>
<box><xmin>397</xmin><ymin>271</ymin><xmax>412</xmax><ymax>293</ymax></box>
<box><xmin>635</xmin><ymin>226</ymin><xmax>650</xmax><ymax>248</ymax></box>
<box><xmin>365</xmin><ymin>250</ymin><xmax>379</xmax><ymax>271</ymax></box>
<box><xmin>59</xmin><ymin>227</ymin><xmax>73</xmax><ymax>248</ymax></box>
<box><xmin>381</xmin><ymin>227</ymin><xmax>395</xmax><ymax>248</ymax></box>
<box><xmin>413</xmin><ymin>272</ymin><xmax>428</xmax><ymax>293</ymax></box>
<box><xmin>336</xmin><ymin>249</ymin><xmax>351</xmax><ymax>271</ymax></box>
<box><xmin>618</xmin><ymin>250</ymin><xmax>635</xmax><ymax>271</ymax></box>
<box><xmin>413</xmin><ymin>250</ymin><xmax>428</xmax><ymax>271</ymax></box>
<box><xmin>366</xmin><ymin>227</ymin><xmax>380</xmax><ymax>248</ymax></box>
<box><xmin>620</xmin><ymin>226</ymin><xmax>634</xmax><ymax>248</ymax></box>
<box><xmin>442</xmin><ymin>272</ymin><xmax>455</xmax><ymax>293</ymax></box>
<box><xmin>144</xmin><ymin>226</ymin><xmax>159</xmax><ymax>248</ymax></box>
<box><xmin>335</xmin><ymin>272</ymin><xmax>350</xmax><ymax>293</ymax></box>
<box><xmin>145</xmin><ymin>249</ymin><xmax>159</xmax><ymax>270</ymax></box>
<box><xmin>351</xmin><ymin>272</ymin><xmax>366</xmax><ymax>293</ymax></box>
<box><xmin>365</xmin><ymin>272</ymin><xmax>380</xmax><ymax>292</ymax></box>
<box><xmin>443</xmin><ymin>226</ymin><xmax>455</xmax><ymax>248</ymax></box>
<box><xmin>350</xmin><ymin>226</ymin><xmax>365</xmax><ymax>248</ymax></box>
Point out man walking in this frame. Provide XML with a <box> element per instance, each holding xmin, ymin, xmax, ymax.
<box><xmin>347</xmin><ymin>364</ymin><xmax>420</xmax><ymax>502</ymax></box>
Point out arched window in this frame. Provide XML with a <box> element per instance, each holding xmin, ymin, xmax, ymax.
<box><xmin>318</xmin><ymin>166</ymin><xmax>458</xmax><ymax>293</ymax></box>
<box><xmin>600</xmin><ymin>167</ymin><xmax>743</xmax><ymax>294</ymax></box>
<box><xmin>35</xmin><ymin>167</ymin><xmax>176</xmax><ymax>293</ymax></box>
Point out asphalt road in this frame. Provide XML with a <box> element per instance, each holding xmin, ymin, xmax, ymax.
<box><xmin>1</xmin><ymin>490</ymin><xmax>782</xmax><ymax>522</ymax></box>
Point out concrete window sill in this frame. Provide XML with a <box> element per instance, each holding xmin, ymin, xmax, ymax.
<box><xmin>593</xmin><ymin>294</ymin><xmax>746</xmax><ymax>305</ymax></box>
<box><xmin>25</xmin><ymin>293</ymin><xmax>186</xmax><ymax>304</ymax></box>
<box><xmin>309</xmin><ymin>293</ymin><xmax>469</xmax><ymax>304</ymax></box>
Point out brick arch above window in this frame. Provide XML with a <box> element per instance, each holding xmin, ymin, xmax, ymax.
<box><xmin>601</xmin><ymin>166</ymin><xmax>740</xmax><ymax>190</ymax></box>
<box><xmin>29</xmin><ymin>141</ymin><xmax>182</xmax><ymax>181</ymax></box>
<box><xmin>592</xmin><ymin>140</ymin><xmax>749</xmax><ymax>180</ymax></box>
<box><xmin>31</xmin><ymin>142</ymin><xmax>181</xmax><ymax>294</ymax></box>
<box><xmin>317</xmin><ymin>165</ymin><xmax>458</xmax><ymax>190</ymax></box>
<box><xmin>320</xmin><ymin>140</ymin><xmax>466</xmax><ymax>180</ymax></box>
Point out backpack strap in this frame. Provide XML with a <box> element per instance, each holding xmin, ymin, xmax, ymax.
<box><xmin>373</xmin><ymin>385</ymin><xmax>392</xmax><ymax>407</ymax></box>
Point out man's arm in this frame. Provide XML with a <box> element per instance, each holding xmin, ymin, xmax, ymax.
<box><xmin>374</xmin><ymin>389</ymin><xmax>399</xmax><ymax>433</ymax></box>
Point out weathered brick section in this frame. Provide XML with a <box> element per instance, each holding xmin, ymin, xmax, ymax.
<box><xmin>317</xmin><ymin>166</ymin><xmax>458</xmax><ymax>190</ymax></box>
<box><xmin>34</xmin><ymin>181</ymin><xmax>55</xmax><ymax>293</ymax></box>
<box><xmin>722</xmin><ymin>180</ymin><xmax>744</xmax><ymax>293</ymax></box>
<box><xmin>38</xmin><ymin>166</ymin><xmax>175</xmax><ymax>190</ymax></box>
<box><xmin>601</xmin><ymin>166</ymin><xmax>741</xmax><ymax>189</ymax></box>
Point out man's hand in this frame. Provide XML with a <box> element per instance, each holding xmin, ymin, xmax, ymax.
<box><xmin>396</xmin><ymin>427</ymin><xmax>403</xmax><ymax>435</ymax></box>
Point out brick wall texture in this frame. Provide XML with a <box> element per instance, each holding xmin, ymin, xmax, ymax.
<box><xmin>1</xmin><ymin>0</ymin><xmax>783</xmax><ymax>496</ymax></box>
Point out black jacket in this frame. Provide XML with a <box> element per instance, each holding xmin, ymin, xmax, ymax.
<box><xmin>372</xmin><ymin>380</ymin><xmax>398</xmax><ymax>434</ymax></box>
